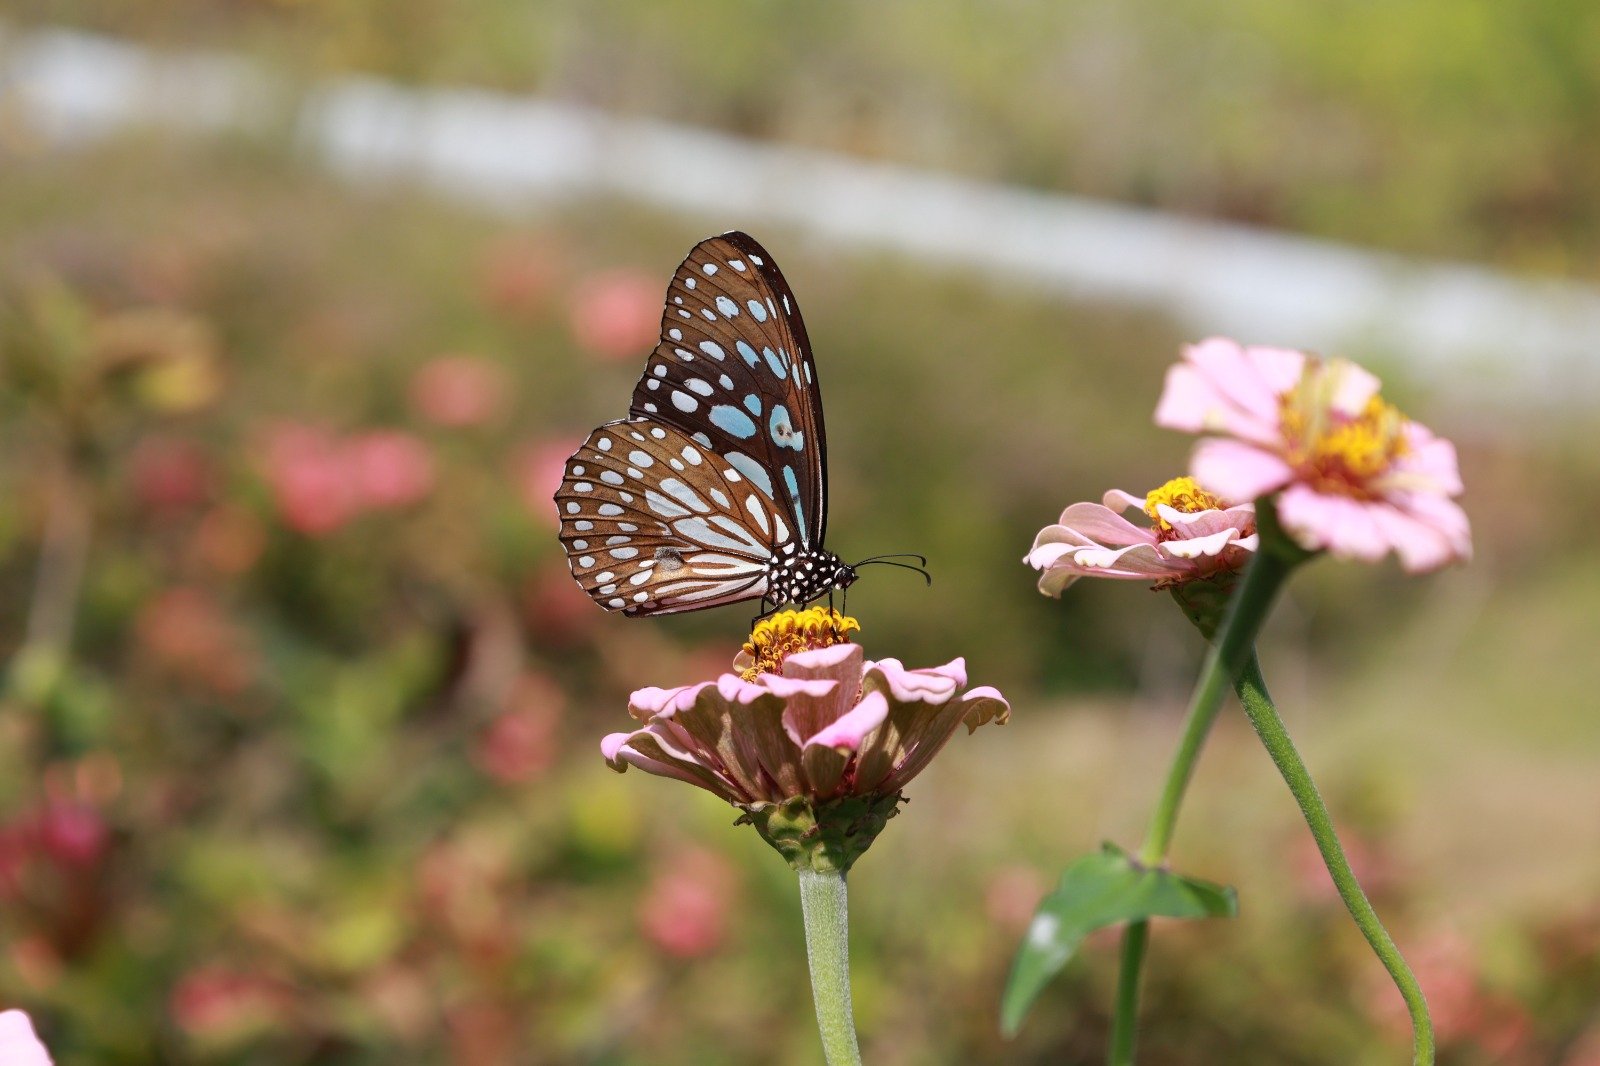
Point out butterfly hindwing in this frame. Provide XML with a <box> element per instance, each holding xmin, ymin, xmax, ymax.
<box><xmin>629</xmin><ymin>231</ymin><xmax>828</xmax><ymax>551</ymax></box>
<box><xmin>557</xmin><ymin>419</ymin><xmax>803</xmax><ymax>616</ymax></box>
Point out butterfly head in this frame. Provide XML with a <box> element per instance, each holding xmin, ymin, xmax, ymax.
<box><xmin>767</xmin><ymin>545</ymin><xmax>855</xmax><ymax>608</ymax></box>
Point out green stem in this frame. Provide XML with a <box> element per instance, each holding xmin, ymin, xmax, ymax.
<box><xmin>1108</xmin><ymin>548</ymin><xmax>1295</xmax><ymax>1063</ymax></box>
<box><xmin>798</xmin><ymin>868</ymin><xmax>862</xmax><ymax>1066</ymax></box>
<box><xmin>1234</xmin><ymin>653</ymin><xmax>1434</xmax><ymax>1065</ymax></box>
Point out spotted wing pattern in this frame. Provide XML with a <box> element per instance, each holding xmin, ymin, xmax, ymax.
<box><xmin>556</xmin><ymin>232</ymin><xmax>829</xmax><ymax>617</ymax></box>
<box><xmin>629</xmin><ymin>231</ymin><xmax>827</xmax><ymax>549</ymax></box>
<box><xmin>557</xmin><ymin>418</ymin><xmax>800</xmax><ymax>616</ymax></box>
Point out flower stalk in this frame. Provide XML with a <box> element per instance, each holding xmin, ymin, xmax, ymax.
<box><xmin>1233</xmin><ymin>652</ymin><xmax>1433</xmax><ymax>1064</ymax></box>
<box><xmin>1109</xmin><ymin>527</ymin><xmax>1298</xmax><ymax>1064</ymax></box>
<box><xmin>799</xmin><ymin>868</ymin><xmax>863</xmax><ymax>1066</ymax></box>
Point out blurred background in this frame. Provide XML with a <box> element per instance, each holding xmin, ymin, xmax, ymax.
<box><xmin>1</xmin><ymin>3</ymin><xmax>1598</xmax><ymax>1063</ymax></box>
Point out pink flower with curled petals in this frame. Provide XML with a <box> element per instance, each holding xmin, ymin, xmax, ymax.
<box><xmin>0</xmin><ymin>1011</ymin><xmax>51</xmax><ymax>1066</ymax></box>
<box><xmin>601</xmin><ymin>609</ymin><xmax>1008</xmax><ymax>872</ymax></box>
<box><xmin>1155</xmin><ymin>338</ymin><xmax>1470</xmax><ymax>572</ymax></box>
<box><xmin>1027</xmin><ymin>476</ymin><xmax>1257</xmax><ymax>596</ymax></box>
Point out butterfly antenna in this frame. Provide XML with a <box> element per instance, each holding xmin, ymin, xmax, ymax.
<box><xmin>852</xmin><ymin>557</ymin><xmax>933</xmax><ymax>586</ymax></box>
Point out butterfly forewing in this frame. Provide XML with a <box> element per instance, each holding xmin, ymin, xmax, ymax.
<box><xmin>629</xmin><ymin>232</ymin><xmax>828</xmax><ymax>550</ymax></box>
<box><xmin>558</xmin><ymin>419</ymin><xmax>802</xmax><ymax>616</ymax></box>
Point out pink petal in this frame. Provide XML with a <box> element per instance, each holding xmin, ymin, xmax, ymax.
<box><xmin>1161</xmin><ymin>526</ymin><xmax>1248</xmax><ymax>560</ymax></box>
<box><xmin>1277</xmin><ymin>486</ymin><xmax>1388</xmax><ymax>560</ymax></box>
<box><xmin>1156</xmin><ymin>502</ymin><xmax>1256</xmax><ymax>539</ymax></box>
<box><xmin>1183</xmin><ymin>338</ymin><xmax>1294</xmax><ymax>429</ymax></box>
<box><xmin>806</xmin><ymin>690</ymin><xmax>889</xmax><ymax>752</ymax></box>
<box><xmin>1328</xmin><ymin>358</ymin><xmax>1382</xmax><ymax>417</ymax></box>
<box><xmin>1053</xmin><ymin>502</ymin><xmax>1156</xmax><ymax>547</ymax></box>
<box><xmin>1068</xmin><ymin>542</ymin><xmax>1191</xmax><ymax>578</ymax></box>
<box><xmin>1240</xmin><ymin>344</ymin><xmax>1308</xmax><ymax>395</ymax></box>
<box><xmin>1387</xmin><ymin>429</ymin><xmax>1463</xmax><ymax>496</ymax></box>
<box><xmin>865</xmin><ymin>657</ymin><xmax>964</xmax><ymax>703</ymax></box>
<box><xmin>1101</xmin><ymin>488</ymin><xmax>1148</xmax><ymax>513</ymax></box>
<box><xmin>1154</xmin><ymin>342</ymin><xmax>1284</xmax><ymax>446</ymax></box>
<box><xmin>1025</xmin><ymin>542</ymin><xmax>1080</xmax><ymax>571</ymax></box>
<box><xmin>0</xmin><ymin>1012</ymin><xmax>51</xmax><ymax>1066</ymax></box>
<box><xmin>1190</xmin><ymin>439</ymin><xmax>1294</xmax><ymax>503</ymax></box>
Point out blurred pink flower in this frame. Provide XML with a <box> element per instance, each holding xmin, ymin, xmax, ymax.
<box><xmin>0</xmin><ymin>1010</ymin><xmax>52</xmax><ymax>1066</ymax></box>
<box><xmin>347</xmin><ymin>430</ymin><xmax>436</xmax><ymax>510</ymax></box>
<box><xmin>1155</xmin><ymin>338</ymin><xmax>1470</xmax><ymax>572</ymax></box>
<box><xmin>1026</xmin><ymin>477</ymin><xmax>1257</xmax><ymax>596</ymax></box>
<box><xmin>32</xmin><ymin>803</ymin><xmax>109</xmax><ymax>870</ymax></box>
<box><xmin>409</xmin><ymin>355</ymin><xmax>509</xmax><ymax>428</ymax></box>
<box><xmin>136</xmin><ymin>587</ymin><xmax>256</xmax><ymax>695</ymax></box>
<box><xmin>474</xmin><ymin>673</ymin><xmax>562</xmax><ymax>785</ymax></box>
<box><xmin>637</xmin><ymin>847</ymin><xmax>739</xmax><ymax>959</ymax></box>
<box><xmin>984</xmin><ymin>865</ymin><xmax>1050</xmax><ymax>933</ymax></box>
<box><xmin>129</xmin><ymin>435</ymin><xmax>213</xmax><ymax>512</ymax></box>
<box><xmin>261</xmin><ymin>424</ymin><xmax>358</xmax><ymax>535</ymax></box>
<box><xmin>476</xmin><ymin>234</ymin><xmax>561</xmax><ymax>321</ymax></box>
<box><xmin>520</xmin><ymin>563</ymin><xmax>600</xmax><ymax>648</ymax></box>
<box><xmin>513</xmin><ymin>437</ymin><xmax>582</xmax><ymax>526</ymax></box>
<box><xmin>170</xmin><ymin>966</ymin><xmax>290</xmax><ymax>1040</ymax></box>
<box><xmin>261</xmin><ymin>424</ymin><xmax>435</xmax><ymax>532</ymax></box>
<box><xmin>603</xmin><ymin>610</ymin><xmax>1007</xmax><ymax>870</ymax></box>
<box><xmin>567</xmin><ymin>270</ymin><xmax>660</xmax><ymax>362</ymax></box>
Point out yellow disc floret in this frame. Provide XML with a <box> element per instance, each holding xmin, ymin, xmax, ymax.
<box><xmin>740</xmin><ymin>608</ymin><xmax>859</xmax><ymax>680</ymax></box>
<box><xmin>1280</xmin><ymin>359</ymin><xmax>1410</xmax><ymax>495</ymax></box>
<box><xmin>1143</xmin><ymin>476</ymin><xmax>1227</xmax><ymax>532</ymax></box>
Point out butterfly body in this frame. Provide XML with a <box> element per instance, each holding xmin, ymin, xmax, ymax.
<box><xmin>556</xmin><ymin>232</ymin><xmax>856</xmax><ymax>618</ymax></box>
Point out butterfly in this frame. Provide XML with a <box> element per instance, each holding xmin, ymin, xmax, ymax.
<box><xmin>554</xmin><ymin>231</ymin><xmax>925</xmax><ymax>618</ymax></box>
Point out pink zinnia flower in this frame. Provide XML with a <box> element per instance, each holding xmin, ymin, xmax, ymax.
<box><xmin>0</xmin><ymin>1011</ymin><xmax>52</xmax><ymax>1066</ymax></box>
<box><xmin>1026</xmin><ymin>477</ymin><xmax>1258</xmax><ymax>596</ymax></box>
<box><xmin>260</xmin><ymin>423</ymin><xmax>358</xmax><ymax>535</ymax></box>
<box><xmin>513</xmin><ymin>437</ymin><xmax>583</xmax><ymax>527</ymax></box>
<box><xmin>346</xmin><ymin>430</ymin><xmax>436</xmax><ymax>511</ymax></box>
<box><xmin>567</xmin><ymin>270</ymin><xmax>660</xmax><ymax>362</ymax></box>
<box><xmin>602</xmin><ymin>609</ymin><xmax>1008</xmax><ymax>871</ymax></box>
<box><xmin>409</xmin><ymin>355</ymin><xmax>508</xmax><ymax>428</ymax></box>
<box><xmin>1155</xmin><ymin>338</ymin><xmax>1470</xmax><ymax>572</ymax></box>
<box><xmin>637</xmin><ymin>847</ymin><xmax>739</xmax><ymax>959</ymax></box>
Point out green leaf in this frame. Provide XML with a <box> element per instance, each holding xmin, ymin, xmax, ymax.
<box><xmin>1000</xmin><ymin>842</ymin><xmax>1237</xmax><ymax>1037</ymax></box>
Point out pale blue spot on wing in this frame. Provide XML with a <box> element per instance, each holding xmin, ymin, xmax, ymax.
<box><xmin>726</xmin><ymin>452</ymin><xmax>774</xmax><ymax>499</ymax></box>
<box><xmin>699</xmin><ymin>341</ymin><xmax>726</xmax><ymax>359</ymax></box>
<box><xmin>743</xmin><ymin>394</ymin><xmax>762</xmax><ymax>416</ymax></box>
<box><xmin>710</xmin><ymin>405</ymin><xmax>758</xmax><ymax>439</ymax></box>
<box><xmin>747</xmin><ymin>299</ymin><xmax>768</xmax><ymax>322</ymax></box>
<box><xmin>769</xmin><ymin>404</ymin><xmax>804</xmax><ymax>452</ymax></box>
<box><xmin>783</xmin><ymin>465</ymin><xmax>807</xmax><ymax>539</ymax></box>
<box><xmin>737</xmin><ymin>341</ymin><xmax>760</xmax><ymax>368</ymax></box>
<box><xmin>715</xmin><ymin>296</ymin><xmax>739</xmax><ymax>317</ymax></box>
<box><xmin>763</xmin><ymin>346</ymin><xmax>787</xmax><ymax>379</ymax></box>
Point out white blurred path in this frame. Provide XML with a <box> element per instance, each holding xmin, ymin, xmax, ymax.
<box><xmin>4</xmin><ymin>24</ymin><xmax>1598</xmax><ymax>410</ymax></box>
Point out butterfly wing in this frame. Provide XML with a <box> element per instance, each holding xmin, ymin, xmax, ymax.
<box><xmin>629</xmin><ymin>231</ymin><xmax>829</xmax><ymax>550</ymax></box>
<box><xmin>557</xmin><ymin>419</ymin><xmax>804</xmax><ymax>616</ymax></box>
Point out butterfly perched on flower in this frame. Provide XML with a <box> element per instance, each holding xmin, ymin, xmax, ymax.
<box><xmin>554</xmin><ymin>231</ymin><xmax>923</xmax><ymax>618</ymax></box>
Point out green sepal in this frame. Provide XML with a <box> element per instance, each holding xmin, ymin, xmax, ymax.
<box><xmin>1000</xmin><ymin>842</ymin><xmax>1237</xmax><ymax>1037</ymax></box>
<box><xmin>1167</xmin><ymin>574</ymin><xmax>1239</xmax><ymax>642</ymax></box>
<box><xmin>739</xmin><ymin>792</ymin><xmax>903</xmax><ymax>874</ymax></box>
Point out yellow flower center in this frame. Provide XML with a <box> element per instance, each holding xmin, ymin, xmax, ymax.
<box><xmin>1279</xmin><ymin>359</ymin><xmax>1410</xmax><ymax>496</ymax></box>
<box><xmin>740</xmin><ymin>608</ymin><xmax>859</xmax><ymax>680</ymax></box>
<box><xmin>1143</xmin><ymin>476</ymin><xmax>1226</xmax><ymax>532</ymax></box>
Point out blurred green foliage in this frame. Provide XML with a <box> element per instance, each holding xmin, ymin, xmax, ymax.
<box><xmin>12</xmin><ymin>0</ymin><xmax>1600</xmax><ymax>274</ymax></box>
